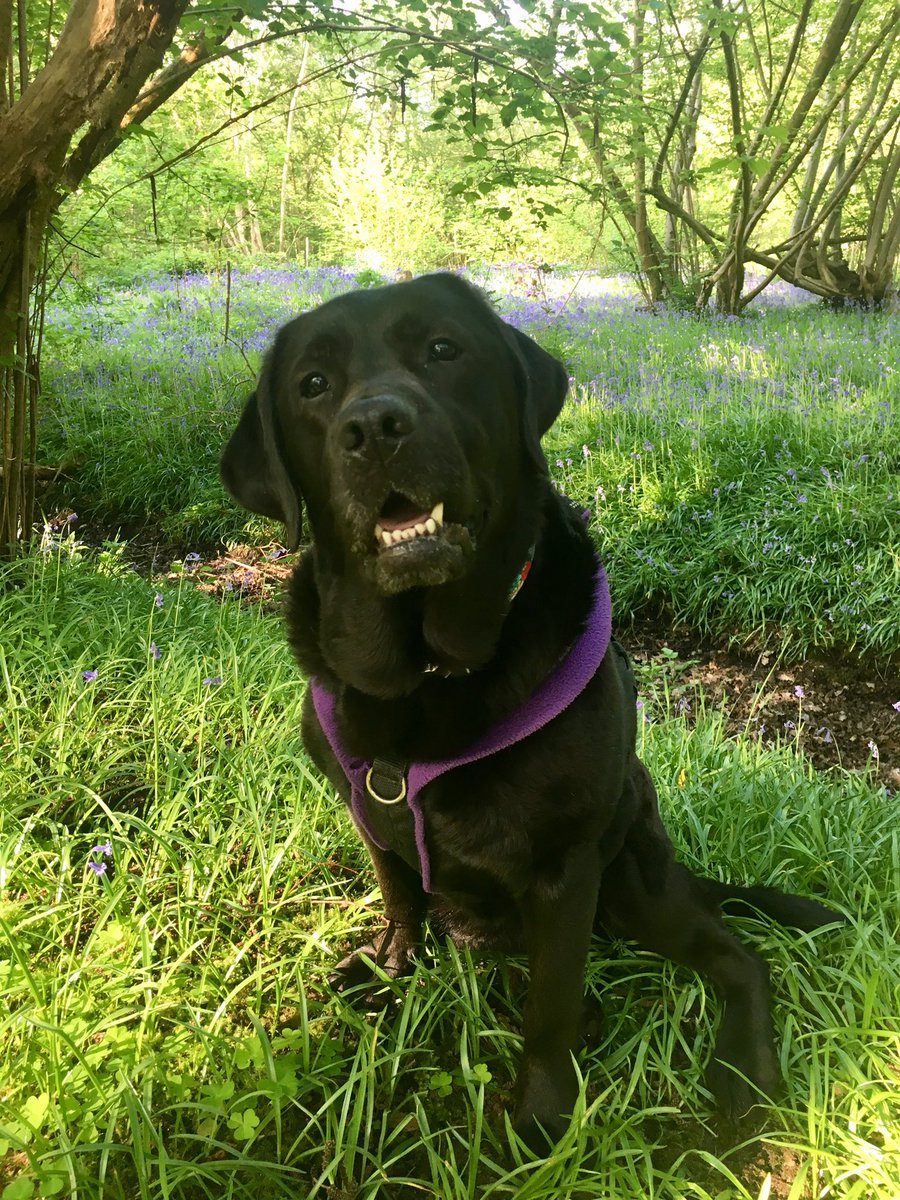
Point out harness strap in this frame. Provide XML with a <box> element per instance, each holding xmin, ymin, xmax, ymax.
<box><xmin>311</xmin><ymin>558</ymin><xmax>612</xmax><ymax>893</ymax></box>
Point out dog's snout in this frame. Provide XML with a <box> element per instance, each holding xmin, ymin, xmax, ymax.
<box><xmin>338</xmin><ymin>395</ymin><xmax>417</xmax><ymax>454</ymax></box>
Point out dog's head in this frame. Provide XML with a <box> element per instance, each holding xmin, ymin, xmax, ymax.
<box><xmin>221</xmin><ymin>273</ymin><xmax>568</xmax><ymax>595</ymax></box>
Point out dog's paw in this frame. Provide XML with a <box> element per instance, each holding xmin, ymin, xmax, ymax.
<box><xmin>512</xmin><ymin>1062</ymin><xmax>575</xmax><ymax>1152</ymax></box>
<box><xmin>328</xmin><ymin>921</ymin><xmax>417</xmax><ymax>999</ymax></box>
<box><xmin>707</xmin><ymin>1028</ymin><xmax>780</xmax><ymax>1121</ymax></box>
<box><xmin>328</xmin><ymin>944</ymin><xmax>390</xmax><ymax>989</ymax></box>
<box><xmin>512</xmin><ymin>1107</ymin><xmax>568</xmax><ymax>1154</ymax></box>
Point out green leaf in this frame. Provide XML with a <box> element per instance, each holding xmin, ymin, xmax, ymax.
<box><xmin>233</xmin><ymin>1038</ymin><xmax>265</xmax><ymax>1070</ymax></box>
<box><xmin>200</xmin><ymin>1080</ymin><xmax>235</xmax><ymax>1114</ymax></box>
<box><xmin>2</xmin><ymin>1178</ymin><xmax>34</xmax><ymax>1200</ymax></box>
<box><xmin>227</xmin><ymin>1108</ymin><xmax>260</xmax><ymax>1141</ymax></box>
<box><xmin>430</xmin><ymin>1070</ymin><xmax>454</xmax><ymax>1097</ymax></box>
<box><xmin>21</xmin><ymin>1094</ymin><xmax>49</xmax><ymax>1132</ymax></box>
<box><xmin>499</xmin><ymin>99</ymin><xmax>521</xmax><ymax>127</ymax></box>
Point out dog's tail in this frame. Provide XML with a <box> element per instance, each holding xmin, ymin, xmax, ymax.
<box><xmin>703</xmin><ymin>879</ymin><xmax>845</xmax><ymax>931</ymax></box>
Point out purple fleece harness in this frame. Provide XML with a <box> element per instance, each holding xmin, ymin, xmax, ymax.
<box><xmin>310</xmin><ymin>561</ymin><xmax>611</xmax><ymax>893</ymax></box>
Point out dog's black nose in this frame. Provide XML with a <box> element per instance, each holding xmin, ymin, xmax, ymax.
<box><xmin>338</xmin><ymin>395</ymin><xmax>417</xmax><ymax>454</ymax></box>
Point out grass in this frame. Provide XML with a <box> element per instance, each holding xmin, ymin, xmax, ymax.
<box><xmin>0</xmin><ymin>266</ymin><xmax>897</xmax><ymax>1197</ymax></box>
<box><xmin>1</xmin><ymin>538</ymin><xmax>898</xmax><ymax>1199</ymax></box>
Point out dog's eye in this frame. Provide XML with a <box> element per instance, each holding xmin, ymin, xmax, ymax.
<box><xmin>428</xmin><ymin>339</ymin><xmax>459</xmax><ymax>362</ymax></box>
<box><xmin>300</xmin><ymin>373</ymin><xmax>329</xmax><ymax>398</ymax></box>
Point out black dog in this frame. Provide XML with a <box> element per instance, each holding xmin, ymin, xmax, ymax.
<box><xmin>221</xmin><ymin>273</ymin><xmax>840</xmax><ymax>1146</ymax></box>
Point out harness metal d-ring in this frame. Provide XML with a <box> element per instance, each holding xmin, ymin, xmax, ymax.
<box><xmin>365</xmin><ymin>767</ymin><xmax>408</xmax><ymax>805</ymax></box>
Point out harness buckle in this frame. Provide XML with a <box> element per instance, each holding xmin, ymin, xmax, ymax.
<box><xmin>365</xmin><ymin>764</ymin><xmax>408</xmax><ymax>805</ymax></box>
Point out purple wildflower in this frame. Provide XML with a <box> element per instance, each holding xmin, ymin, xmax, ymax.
<box><xmin>202</xmin><ymin>676</ymin><xmax>222</xmax><ymax>687</ymax></box>
<box><xmin>81</xmin><ymin>669</ymin><xmax>98</xmax><ymax>682</ymax></box>
<box><xmin>87</xmin><ymin>860</ymin><xmax>107</xmax><ymax>877</ymax></box>
<box><xmin>892</xmin><ymin>701</ymin><xmax>900</xmax><ymax>713</ymax></box>
<box><xmin>154</xmin><ymin>592</ymin><xmax>164</xmax><ymax>608</ymax></box>
<box><xmin>150</xmin><ymin>642</ymin><xmax>160</xmax><ymax>660</ymax></box>
<box><xmin>92</xmin><ymin>841</ymin><xmax>113</xmax><ymax>858</ymax></box>
<box><xmin>794</xmin><ymin>685</ymin><xmax>805</xmax><ymax>699</ymax></box>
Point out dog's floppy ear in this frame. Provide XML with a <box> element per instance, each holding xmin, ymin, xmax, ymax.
<box><xmin>220</xmin><ymin>359</ymin><xmax>302</xmax><ymax>550</ymax></box>
<box><xmin>505</xmin><ymin>324</ymin><xmax>569</xmax><ymax>462</ymax></box>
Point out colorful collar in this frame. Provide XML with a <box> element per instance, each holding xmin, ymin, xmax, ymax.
<box><xmin>310</xmin><ymin>558</ymin><xmax>612</xmax><ymax>893</ymax></box>
<box><xmin>507</xmin><ymin>544</ymin><xmax>535</xmax><ymax>602</ymax></box>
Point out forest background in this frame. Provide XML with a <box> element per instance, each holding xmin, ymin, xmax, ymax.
<box><xmin>3</xmin><ymin>0</ymin><xmax>898</xmax><ymax>548</ymax></box>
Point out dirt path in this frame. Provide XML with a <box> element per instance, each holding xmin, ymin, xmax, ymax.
<box><xmin>626</xmin><ymin>615</ymin><xmax>898</xmax><ymax>790</ymax></box>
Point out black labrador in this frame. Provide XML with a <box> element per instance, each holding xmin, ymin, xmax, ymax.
<box><xmin>221</xmin><ymin>273</ymin><xmax>840</xmax><ymax>1146</ymax></box>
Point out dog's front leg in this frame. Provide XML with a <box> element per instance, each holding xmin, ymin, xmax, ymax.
<box><xmin>331</xmin><ymin>832</ymin><xmax>427</xmax><ymax>991</ymax></box>
<box><xmin>514</xmin><ymin>844</ymin><xmax>600</xmax><ymax>1147</ymax></box>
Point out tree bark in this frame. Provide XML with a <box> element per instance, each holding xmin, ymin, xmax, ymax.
<box><xmin>279</xmin><ymin>43</ymin><xmax>310</xmax><ymax>256</ymax></box>
<box><xmin>0</xmin><ymin>0</ymin><xmax>190</xmax><ymax>553</ymax></box>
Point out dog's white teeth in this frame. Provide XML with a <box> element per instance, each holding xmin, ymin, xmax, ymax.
<box><xmin>374</xmin><ymin>501</ymin><xmax>445</xmax><ymax>549</ymax></box>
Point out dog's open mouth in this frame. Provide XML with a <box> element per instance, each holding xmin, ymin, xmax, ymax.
<box><xmin>364</xmin><ymin>489</ymin><xmax>473</xmax><ymax>594</ymax></box>
<box><xmin>374</xmin><ymin>493</ymin><xmax>444</xmax><ymax>550</ymax></box>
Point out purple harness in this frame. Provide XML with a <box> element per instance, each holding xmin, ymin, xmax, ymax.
<box><xmin>310</xmin><ymin>561</ymin><xmax>611</xmax><ymax>893</ymax></box>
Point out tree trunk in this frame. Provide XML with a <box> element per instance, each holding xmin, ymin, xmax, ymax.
<box><xmin>629</xmin><ymin>0</ymin><xmax>662</xmax><ymax>305</ymax></box>
<box><xmin>663</xmin><ymin>71</ymin><xmax>702</xmax><ymax>284</ymax></box>
<box><xmin>279</xmin><ymin>42</ymin><xmax>310</xmax><ymax>256</ymax></box>
<box><xmin>860</xmin><ymin>138</ymin><xmax>900</xmax><ymax>305</ymax></box>
<box><xmin>0</xmin><ymin>0</ymin><xmax>280</xmax><ymax>553</ymax></box>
